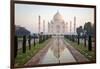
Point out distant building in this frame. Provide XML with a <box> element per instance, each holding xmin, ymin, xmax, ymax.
<box><xmin>49</xmin><ymin>11</ymin><xmax>66</xmax><ymax>36</ymax></box>
<box><xmin>15</xmin><ymin>25</ymin><xmax>30</xmax><ymax>36</ymax></box>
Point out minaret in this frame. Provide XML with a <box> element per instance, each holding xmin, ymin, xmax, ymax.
<box><xmin>63</xmin><ymin>25</ymin><xmax>65</xmax><ymax>34</ymax></box>
<box><xmin>38</xmin><ymin>15</ymin><xmax>40</xmax><ymax>34</ymax></box>
<box><xmin>74</xmin><ymin>16</ymin><xmax>76</xmax><ymax>33</ymax></box>
<box><xmin>70</xmin><ymin>21</ymin><xmax>72</xmax><ymax>35</ymax></box>
<box><xmin>48</xmin><ymin>22</ymin><xmax>50</xmax><ymax>33</ymax></box>
<box><xmin>43</xmin><ymin>20</ymin><xmax>45</xmax><ymax>34</ymax></box>
<box><xmin>51</xmin><ymin>21</ymin><xmax>53</xmax><ymax>34</ymax></box>
<box><xmin>66</xmin><ymin>22</ymin><xmax>68</xmax><ymax>33</ymax></box>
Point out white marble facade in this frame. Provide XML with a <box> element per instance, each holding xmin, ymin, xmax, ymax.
<box><xmin>49</xmin><ymin>11</ymin><xmax>66</xmax><ymax>36</ymax></box>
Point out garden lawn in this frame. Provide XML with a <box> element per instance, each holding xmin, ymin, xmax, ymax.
<box><xmin>15</xmin><ymin>38</ymin><xmax>51</xmax><ymax>67</ymax></box>
<box><xmin>65</xmin><ymin>38</ymin><xmax>96</xmax><ymax>61</ymax></box>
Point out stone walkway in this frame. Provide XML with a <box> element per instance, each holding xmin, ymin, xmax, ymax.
<box><xmin>39</xmin><ymin>36</ymin><xmax>76</xmax><ymax>64</ymax></box>
<box><xmin>24</xmin><ymin>36</ymin><xmax>89</xmax><ymax>66</ymax></box>
<box><xmin>63</xmin><ymin>39</ymin><xmax>89</xmax><ymax>62</ymax></box>
<box><xmin>24</xmin><ymin>39</ymin><xmax>52</xmax><ymax>66</ymax></box>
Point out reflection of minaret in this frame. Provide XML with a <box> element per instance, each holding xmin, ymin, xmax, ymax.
<box><xmin>43</xmin><ymin>20</ymin><xmax>45</xmax><ymax>34</ymax></box>
<box><xmin>70</xmin><ymin>21</ymin><xmax>72</xmax><ymax>34</ymax></box>
<box><xmin>38</xmin><ymin>15</ymin><xmax>40</xmax><ymax>34</ymax></box>
<box><xmin>74</xmin><ymin>16</ymin><xmax>76</xmax><ymax>33</ymax></box>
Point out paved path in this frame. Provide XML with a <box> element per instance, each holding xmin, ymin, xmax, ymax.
<box><xmin>24</xmin><ymin>39</ymin><xmax>52</xmax><ymax>66</ymax></box>
<box><xmin>39</xmin><ymin>36</ymin><xmax>76</xmax><ymax>64</ymax></box>
<box><xmin>24</xmin><ymin>36</ymin><xmax>89</xmax><ymax>66</ymax></box>
<box><xmin>63</xmin><ymin>39</ymin><xmax>89</xmax><ymax>62</ymax></box>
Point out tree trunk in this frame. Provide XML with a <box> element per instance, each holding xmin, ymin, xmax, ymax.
<box><xmin>88</xmin><ymin>35</ymin><xmax>92</xmax><ymax>51</ymax></box>
<box><xmin>72</xmin><ymin>35</ymin><xmax>75</xmax><ymax>42</ymax></box>
<box><xmin>22</xmin><ymin>35</ymin><xmax>26</xmax><ymax>53</ymax></box>
<box><xmin>78</xmin><ymin>35</ymin><xmax>80</xmax><ymax>45</ymax></box>
<box><xmin>28</xmin><ymin>35</ymin><xmax>31</xmax><ymax>50</ymax></box>
<box><xmin>14</xmin><ymin>36</ymin><xmax>18</xmax><ymax>58</ymax></box>
<box><xmin>84</xmin><ymin>35</ymin><xmax>86</xmax><ymax>47</ymax></box>
<box><xmin>34</xmin><ymin>36</ymin><xmax>36</xmax><ymax>46</ymax></box>
<box><xmin>39</xmin><ymin>34</ymin><xmax>40</xmax><ymax>43</ymax></box>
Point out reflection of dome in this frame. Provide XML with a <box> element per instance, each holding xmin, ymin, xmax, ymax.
<box><xmin>53</xmin><ymin>11</ymin><xmax>64</xmax><ymax>22</ymax></box>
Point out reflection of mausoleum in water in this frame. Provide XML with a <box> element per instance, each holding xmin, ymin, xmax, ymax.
<box><xmin>48</xmin><ymin>11</ymin><xmax>66</xmax><ymax>36</ymax></box>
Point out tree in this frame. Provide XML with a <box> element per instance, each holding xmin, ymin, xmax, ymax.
<box><xmin>84</xmin><ymin>22</ymin><xmax>92</xmax><ymax>51</ymax></box>
<box><xmin>33</xmin><ymin>34</ymin><xmax>36</xmax><ymax>46</ymax></box>
<box><xmin>22</xmin><ymin>35</ymin><xmax>26</xmax><ymax>53</ymax></box>
<box><xmin>14</xmin><ymin>36</ymin><xmax>18</xmax><ymax>58</ymax></box>
<box><xmin>28</xmin><ymin>35</ymin><xmax>31</xmax><ymax>50</ymax></box>
<box><xmin>84</xmin><ymin>22</ymin><xmax>92</xmax><ymax>36</ymax></box>
<box><xmin>92</xmin><ymin>23</ymin><xmax>95</xmax><ymax>37</ymax></box>
<box><xmin>83</xmin><ymin>31</ymin><xmax>87</xmax><ymax>47</ymax></box>
<box><xmin>76</xmin><ymin>26</ymin><xmax>83</xmax><ymax>45</ymax></box>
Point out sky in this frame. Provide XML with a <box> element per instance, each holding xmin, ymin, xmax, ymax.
<box><xmin>15</xmin><ymin>3</ymin><xmax>94</xmax><ymax>34</ymax></box>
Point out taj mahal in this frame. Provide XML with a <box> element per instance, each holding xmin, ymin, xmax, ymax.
<box><xmin>48</xmin><ymin>11</ymin><xmax>66</xmax><ymax>36</ymax></box>
<box><xmin>39</xmin><ymin>11</ymin><xmax>76</xmax><ymax>36</ymax></box>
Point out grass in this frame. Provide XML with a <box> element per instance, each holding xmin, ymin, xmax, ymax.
<box><xmin>15</xmin><ymin>38</ymin><xmax>51</xmax><ymax>67</ymax></box>
<box><xmin>65</xmin><ymin>38</ymin><xmax>96</xmax><ymax>61</ymax></box>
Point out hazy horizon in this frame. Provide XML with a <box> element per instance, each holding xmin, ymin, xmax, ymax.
<box><xmin>15</xmin><ymin>4</ymin><xmax>94</xmax><ymax>34</ymax></box>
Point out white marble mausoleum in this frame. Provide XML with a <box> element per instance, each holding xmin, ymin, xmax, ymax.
<box><xmin>49</xmin><ymin>11</ymin><xmax>66</xmax><ymax>36</ymax></box>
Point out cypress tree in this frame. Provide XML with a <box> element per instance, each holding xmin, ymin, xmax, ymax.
<box><xmin>88</xmin><ymin>35</ymin><xmax>92</xmax><ymax>51</ymax></box>
<box><xmin>28</xmin><ymin>35</ymin><xmax>31</xmax><ymax>50</ymax></box>
<box><xmin>22</xmin><ymin>35</ymin><xmax>26</xmax><ymax>53</ymax></box>
<box><xmin>14</xmin><ymin>36</ymin><xmax>18</xmax><ymax>58</ymax></box>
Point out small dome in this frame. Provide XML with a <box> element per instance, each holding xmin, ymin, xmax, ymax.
<box><xmin>53</xmin><ymin>11</ymin><xmax>64</xmax><ymax>22</ymax></box>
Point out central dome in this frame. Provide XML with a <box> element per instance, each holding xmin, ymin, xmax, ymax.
<box><xmin>53</xmin><ymin>11</ymin><xmax>64</xmax><ymax>21</ymax></box>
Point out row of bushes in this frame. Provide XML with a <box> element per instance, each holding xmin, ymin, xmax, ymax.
<box><xmin>14</xmin><ymin>35</ymin><xmax>52</xmax><ymax>58</ymax></box>
<box><xmin>64</xmin><ymin>35</ymin><xmax>93</xmax><ymax>51</ymax></box>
